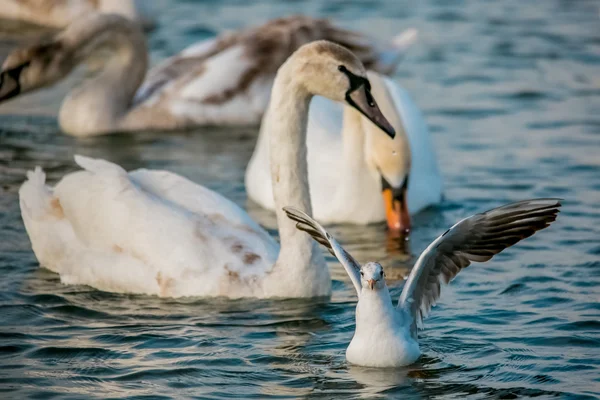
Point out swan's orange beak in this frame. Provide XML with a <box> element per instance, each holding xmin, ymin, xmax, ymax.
<box><xmin>382</xmin><ymin>184</ymin><xmax>411</xmax><ymax>234</ymax></box>
<box><xmin>368</xmin><ymin>279</ymin><xmax>376</xmax><ymax>290</ymax></box>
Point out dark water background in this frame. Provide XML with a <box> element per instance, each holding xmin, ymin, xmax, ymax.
<box><xmin>1</xmin><ymin>0</ymin><xmax>599</xmax><ymax>398</ymax></box>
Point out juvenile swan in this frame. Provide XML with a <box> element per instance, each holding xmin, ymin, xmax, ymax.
<box><xmin>19</xmin><ymin>41</ymin><xmax>395</xmax><ymax>298</ymax></box>
<box><xmin>0</xmin><ymin>0</ymin><xmax>147</xmax><ymax>28</ymax></box>
<box><xmin>0</xmin><ymin>13</ymin><xmax>414</xmax><ymax>136</ymax></box>
<box><xmin>284</xmin><ymin>199</ymin><xmax>561</xmax><ymax>367</ymax></box>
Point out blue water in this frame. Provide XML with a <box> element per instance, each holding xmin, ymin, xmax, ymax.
<box><xmin>1</xmin><ymin>0</ymin><xmax>599</xmax><ymax>398</ymax></box>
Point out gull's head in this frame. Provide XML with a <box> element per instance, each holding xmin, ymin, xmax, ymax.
<box><xmin>287</xmin><ymin>40</ymin><xmax>395</xmax><ymax>138</ymax></box>
<box><xmin>360</xmin><ymin>262</ymin><xmax>386</xmax><ymax>291</ymax></box>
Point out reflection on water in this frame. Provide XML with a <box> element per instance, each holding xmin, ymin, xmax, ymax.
<box><xmin>1</xmin><ymin>0</ymin><xmax>599</xmax><ymax>398</ymax></box>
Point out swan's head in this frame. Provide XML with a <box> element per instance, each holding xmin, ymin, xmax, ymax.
<box><xmin>360</xmin><ymin>262</ymin><xmax>386</xmax><ymax>291</ymax></box>
<box><xmin>0</xmin><ymin>39</ymin><xmax>72</xmax><ymax>102</ymax></box>
<box><xmin>363</xmin><ymin>71</ymin><xmax>412</xmax><ymax>234</ymax></box>
<box><xmin>290</xmin><ymin>41</ymin><xmax>395</xmax><ymax>139</ymax></box>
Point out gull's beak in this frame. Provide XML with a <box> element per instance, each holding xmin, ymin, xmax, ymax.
<box><xmin>0</xmin><ymin>68</ymin><xmax>21</xmax><ymax>102</ymax></box>
<box><xmin>346</xmin><ymin>85</ymin><xmax>395</xmax><ymax>139</ymax></box>
<box><xmin>382</xmin><ymin>177</ymin><xmax>411</xmax><ymax>234</ymax></box>
<box><xmin>368</xmin><ymin>279</ymin><xmax>376</xmax><ymax>290</ymax></box>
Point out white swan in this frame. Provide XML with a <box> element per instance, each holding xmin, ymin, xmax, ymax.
<box><xmin>0</xmin><ymin>0</ymin><xmax>148</xmax><ymax>29</ymax></box>
<box><xmin>284</xmin><ymin>199</ymin><xmax>561</xmax><ymax>367</ymax></box>
<box><xmin>0</xmin><ymin>13</ymin><xmax>416</xmax><ymax>136</ymax></box>
<box><xmin>246</xmin><ymin>70</ymin><xmax>442</xmax><ymax>231</ymax></box>
<box><xmin>18</xmin><ymin>40</ymin><xmax>396</xmax><ymax>298</ymax></box>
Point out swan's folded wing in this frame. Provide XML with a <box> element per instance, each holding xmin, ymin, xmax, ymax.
<box><xmin>128</xmin><ymin>167</ymin><xmax>279</xmax><ymax>267</ymax></box>
<box><xmin>136</xmin><ymin>16</ymin><xmax>383</xmax><ymax>115</ymax></box>
<box><xmin>134</xmin><ymin>36</ymin><xmax>230</xmax><ymax>105</ymax></box>
<box><xmin>283</xmin><ymin>207</ymin><xmax>362</xmax><ymax>295</ymax></box>
<box><xmin>128</xmin><ymin>168</ymin><xmax>272</xmax><ymax>240</ymax></box>
<box><xmin>397</xmin><ymin>199</ymin><xmax>561</xmax><ymax>329</ymax></box>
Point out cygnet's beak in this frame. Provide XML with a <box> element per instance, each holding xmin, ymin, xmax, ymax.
<box><xmin>368</xmin><ymin>279</ymin><xmax>376</xmax><ymax>290</ymax></box>
<box><xmin>0</xmin><ymin>68</ymin><xmax>22</xmax><ymax>102</ymax></box>
<box><xmin>381</xmin><ymin>176</ymin><xmax>411</xmax><ymax>234</ymax></box>
<box><xmin>346</xmin><ymin>85</ymin><xmax>395</xmax><ymax>139</ymax></box>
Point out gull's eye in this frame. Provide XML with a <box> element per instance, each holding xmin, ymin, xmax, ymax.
<box><xmin>338</xmin><ymin>65</ymin><xmax>347</xmax><ymax>72</ymax></box>
<box><xmin>380</xmin><ymin>270</ymin><xmax>384</xmax><ymax>278</ymax></box>
<box><xmin>360</xmin><ymin>271</ymin><xmax>364</xmax><ymax>277</ymax></box>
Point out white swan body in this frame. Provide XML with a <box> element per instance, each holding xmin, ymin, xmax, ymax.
<box><xmin>284</xmin><ymin>199</ymin><xmax>561</xmax><ymax>366</ymax></box>
<box><xmin>21</xmin><ymin>158</ymin><xmax>278</xmax><ymax>297</ymax></box>
<box><xmin>0</xmin><ymin>13</ymin><xmax>416</xmax><ymax>136</ymax></box>
<box><xmin>20</xmin><ymin>160</ymin><xmax>280</xmax><ymax>297</ymax></box>
<box><xmin>19</xmin><ymin>41</ymin><xmax>396</xmax><ymax>298</ymax></box>
<box><xmin>246</xmin><ymin>72</ymin><xmax>442</xmax><ymax>227</ymax></box>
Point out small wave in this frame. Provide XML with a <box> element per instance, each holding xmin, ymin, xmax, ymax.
<box><xmin>29</xmin><ymin>346</ymin><xmax>128</xmax><ymax>361</ymax></box>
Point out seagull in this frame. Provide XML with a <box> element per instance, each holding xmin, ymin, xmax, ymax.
<box><xmin>283</xmin><ymin>199</ymin><xmax>561</xmax><ymax>367</ymax></box>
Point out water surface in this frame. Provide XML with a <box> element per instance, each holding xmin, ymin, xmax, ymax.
<box><xmin>0</xmin><ymin>0</ymin><xmax>599</xmax><ymax>398</ymax></box>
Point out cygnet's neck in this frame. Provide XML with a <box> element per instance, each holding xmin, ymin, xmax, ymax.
<box><xmin>267</xmin><ymin>60</ymin><xmax>329</xmax><ymax>295</ymax></box>
<box><xmin>58</xmin><ymin>15</ymin><xmax>148</xmax><ymax>136</ymax></box>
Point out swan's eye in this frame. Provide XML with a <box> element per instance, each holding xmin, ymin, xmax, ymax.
<box><xmin>360</xmin><ymin>271</ymin><xmax>364</xmax><ymax>277</ymax></box>
<box><xmin>380</xmin><ymin>270</ymin><xmax>384</xmax><ymax>278</ymax></box>
<box><xmin>338</xmin><ymin>65</ymin><xmax>347</xmax><ymax>72</ymax></box>
<box><xmin>365</xmin><ymin>87</ymin><xmax>375</xmax><ymax>107</ymax></box>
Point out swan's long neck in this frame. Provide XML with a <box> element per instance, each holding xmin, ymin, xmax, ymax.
<box><xmin>58</xmin><ymin>16</ymin><xmax>148</xmax><ymax>136</ymax></box>
<box><xmin>267</xmin><ymin>63</ymin><xmax>329</xmax><ymax>294</ymax></box>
